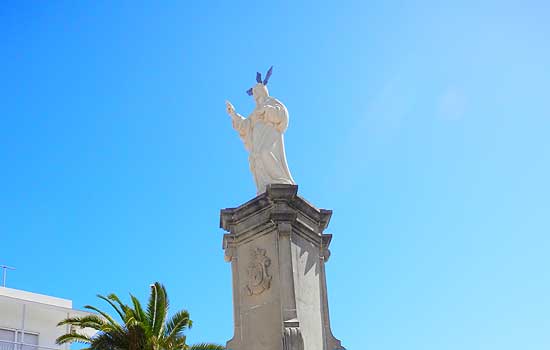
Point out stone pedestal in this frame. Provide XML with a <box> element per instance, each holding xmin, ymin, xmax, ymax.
<box><xmin>220</xmin><ymin>184</ymin><xmax>345</xmax><ymax>350</ymax></box>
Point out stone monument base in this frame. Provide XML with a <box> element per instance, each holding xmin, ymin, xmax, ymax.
<box><xmin>220</xmin><ymin>184</ymin><xmax>345</xmax><ymax>350</ymax></box>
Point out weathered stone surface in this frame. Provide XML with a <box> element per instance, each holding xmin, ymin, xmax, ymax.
<box><xmin>220</xmin><ymin>184</ymin><xmax>345</xmax><ymax>350</ymax></box>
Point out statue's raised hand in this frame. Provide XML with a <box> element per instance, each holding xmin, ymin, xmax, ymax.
<box><xmin>225</xmin><ymin>100</ymin><xmax>236</xmax><ymax>118</ymax></box>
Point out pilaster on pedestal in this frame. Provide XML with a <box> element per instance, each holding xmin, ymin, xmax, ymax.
<box><xmin>220</xmin><ymin>184</ymin><xmax>345</xmax><ymax>350</ymax></box>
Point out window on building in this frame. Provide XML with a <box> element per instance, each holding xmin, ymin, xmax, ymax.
<box><xmin>0</xmin><ymin>329</ymin><xmax>16</xmax><ymax>350</ymax></box>
<box><xmin>0</xmin><ymin>329</ymin><xmax>38</xmax><ymax>350</ymax></box>
<box><xmin>18</xmin><ymin>333</ymin><xmax>38</xmax><ymax>350</ymax></box>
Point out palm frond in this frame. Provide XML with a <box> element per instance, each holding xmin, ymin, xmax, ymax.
<box><xmin>57</xmin><ymin>315</ymin><xmax>106</xmax><ymax>330</ymax></box>
<box><xmin>97</xmin><ymin>294</ymin><xmax>126</xmax><ymax>321</ymax></box>
<box><xmin>164</xmin><ymin>310</ymin><xmax>191</xmax><ymax>341</ymax></box>
<box><xmin>57</xmin><ymin>316</ymin><xmax>85</xmax><ymax>327</ymax></box>
<box><xmin>147</xmin><ymin>282</ymin><xmax>169</xmax><ymax>338</ymax></box>
<box><xmin>84</xmin><ymin>304</ymin><xmax>119</xmax><ymax>328</ymax></box>
<box><xmin>56</xmin><ymin>282</ymin><xmax>218</xmax><ymax>350</ymax></box>
<box><xmin>91</xmin><ymin>332</ymin><xmax>125</xmax><ymax>350</ymax></box>
<box><xmin>130</xmin><ymin>294</ymin><xmax>147</xmax><ymax>323</ymax></box>
<box><xmin>56</xmin><ymin>332</ymin><xmax>93</xmax><ymax>345</ymax></box>
<box><xmin>106</xmin><ymin>293</ymin><xmax>131</xmax><ymax>315</ymax></box>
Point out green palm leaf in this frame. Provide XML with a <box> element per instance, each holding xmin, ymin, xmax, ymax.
<box><xmin>56</xmin><ymin>332</ymin><xmax>93</xmax><ymax>345</ymax></box>
<box><xmin>56</xmin><ymin>282</ymin><xmax>222</xmax><ymax>350</ymax></box>
<box><xmin>146</xmin><ymin>282</ymin><xmax>169</xmax><ymax>338</ymax></box>
<box><xmin>57</xmin><ymin>315</ymin><xmax>106</xmax><ymax>330</ymax></box>
<box><xmin>130</xmin><ymin>294</ymin><xmax>147</xmax><ymax>323</ymax></box>
<box><xmin>165</xmin><ymin>309</ymin><xmax>192</xmax><ymax>341</ymax></box>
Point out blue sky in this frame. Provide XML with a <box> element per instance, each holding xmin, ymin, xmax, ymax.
<box><xmin>1</xmin><ymin>0</ymin><xmax>550</xmax><ymax>349</ymax></box>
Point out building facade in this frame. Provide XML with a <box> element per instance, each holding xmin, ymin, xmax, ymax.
<box><xmin>0</xmin><ymin>287</ymin><xmax>92</xmax><ymax>350</ymax></box>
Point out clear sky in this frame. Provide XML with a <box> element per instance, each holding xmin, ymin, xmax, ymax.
<box><xmin>1</xmin><ymin>0</ymin><xmax>549</xmax><ymax>349</ymax></box>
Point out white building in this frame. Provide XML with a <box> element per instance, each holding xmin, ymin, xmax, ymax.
<box><xmin>0</xmin><ymin>287</ymin><xmax>93</xmax><ymax>350</ymax></box>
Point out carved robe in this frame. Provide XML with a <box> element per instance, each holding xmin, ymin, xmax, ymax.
<box><xmin>232</xmin><ymin>97</ymin><xmax>295</xmax><ymax>194</ymax></box>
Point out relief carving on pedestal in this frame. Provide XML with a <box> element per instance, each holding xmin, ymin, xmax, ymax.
<box><xmin>245</xmin><ymin>247</ymin><xmax>272</xmax><ymax>296</ymax></box>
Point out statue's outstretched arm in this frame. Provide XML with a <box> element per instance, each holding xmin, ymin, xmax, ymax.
<box><xmin>226</xmin><ymin>100</ymin><xmax>243</xmax><ymax>120</ymax></box>
<box><xmin>225</xmin><ymin>100</ymin><xmax>249</xmax><ymax>133</ymax></box>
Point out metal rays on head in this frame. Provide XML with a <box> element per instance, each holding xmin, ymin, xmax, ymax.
<box><xmin>246</xmin><ymin>66</ymin><xmax>273</xmax><ymax>96</ymax></box>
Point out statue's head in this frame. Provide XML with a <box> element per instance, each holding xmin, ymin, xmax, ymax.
<box><xmin>252</xmin><ymin>83</ymin><xmax>269</xmax><ymax>103</ymax></box>
<box><xmin>246</xmin><ymin>66</ymin><xmax>273</xmax><ymax>102</ymax></box>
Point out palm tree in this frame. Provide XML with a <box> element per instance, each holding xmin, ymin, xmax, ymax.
<box><xmin>56</xmin><ymin>282</ymin><xmax>224</xmax><ymax>350</ymax></box>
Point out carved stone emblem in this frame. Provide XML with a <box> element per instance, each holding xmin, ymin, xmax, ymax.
<box><xmin>245</xmin><ymin>247</ymin><xmax>272</xmax><ymax>296</ymax></box>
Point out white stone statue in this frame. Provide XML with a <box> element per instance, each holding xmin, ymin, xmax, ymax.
<box><xmin>225</xmin><ymin>67</ymin><xmax>295</xmax><ymax>194</ymax></box>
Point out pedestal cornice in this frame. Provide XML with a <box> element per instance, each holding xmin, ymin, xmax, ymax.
<box><xmin>220</xmin><ymin>184</ymin><xmax>332</xmax><ymax>235</ymax></box>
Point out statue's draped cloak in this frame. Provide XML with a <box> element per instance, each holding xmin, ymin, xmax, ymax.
<box><xmin>232</xmin><ymin>97</ymin><xmax>295</xmax><ymax>193</ymax></box>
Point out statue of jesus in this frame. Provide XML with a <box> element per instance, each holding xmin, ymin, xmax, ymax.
<box><xmin>225</xmin><ymin>67</ymin><xmax>295</xmax><ymax>194</ymax></box>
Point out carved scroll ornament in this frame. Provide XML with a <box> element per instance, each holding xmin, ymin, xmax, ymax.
<box><xmin>245</xmin><ymin>247</ymin><xmax>272</xmax><ymax>296</ymax></box>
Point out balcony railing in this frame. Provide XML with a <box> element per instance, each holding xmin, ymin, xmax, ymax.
<box><xmin>0</xmin><ymin>340</ymin><xmax>60</xmax><ymax>350</ymax></box>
